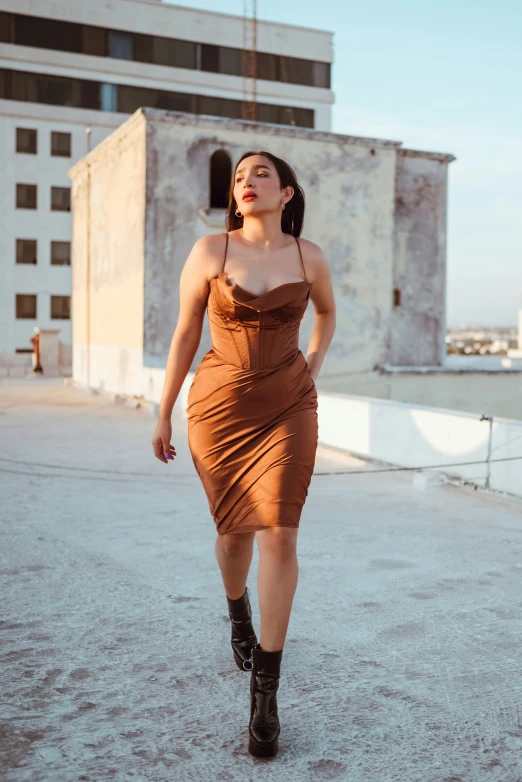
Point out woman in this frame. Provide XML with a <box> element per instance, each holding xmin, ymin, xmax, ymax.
<box><xmin>152</xmin><ymin>150</ymin><xmax>336</xmax><ymax>758</ymax></box>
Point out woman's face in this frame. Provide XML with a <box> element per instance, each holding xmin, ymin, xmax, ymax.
<box><xmin>233</xmin><ymin>154</ymin><xmax>293</xmax><ymax>217</ymax></box>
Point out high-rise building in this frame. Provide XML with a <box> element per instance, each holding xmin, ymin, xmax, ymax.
<box><xmin>0</xmin><ymin>0</ymin><xmax>333</xmax><ymax>358</ymax></box>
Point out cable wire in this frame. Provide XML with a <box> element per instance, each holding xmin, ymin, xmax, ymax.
<box><xmin>313</xmin><ymin>454</ymin><xmax>522</xmax><ymax>476</ymax></box>
<box><xmin>0</xmin><ymin>454</ymin><xmax>521</xmax><ymax>481</ymax></box>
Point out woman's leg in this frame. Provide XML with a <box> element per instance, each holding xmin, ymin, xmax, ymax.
<box><xmin>215</xmin><ymin>531</ymin><xmax>256</xmax><ymax>600</ymax></box>
<box><xmin>255</xmin><ymin>527</ymin><xmax>298</xmax><ymax>652</ymax></box>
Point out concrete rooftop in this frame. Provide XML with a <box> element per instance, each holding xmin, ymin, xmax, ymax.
<box><xmin>2</xmin><ymin>378</ymin><xmax>522</xmax><ymax>781</ymax></box>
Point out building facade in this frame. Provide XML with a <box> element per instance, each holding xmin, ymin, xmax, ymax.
<box><xmin>0</xmin><ymin>0</ymin><xmax>333</xmax><ymax>358</ymax></box>
<box><xmin>69</xmin><ymin>108</ymin><xmax>454</xmax><ymax>398</ymax></box>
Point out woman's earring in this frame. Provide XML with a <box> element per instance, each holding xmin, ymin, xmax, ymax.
<box><xmin>235</xmin><ymin>208</ymin><xmax>242</xmax><ymax>217</ymax></box>
<box><xmin>282</xmin><ymin>203</ymin><xmax>286</xmax><ymax>211</ymax></box>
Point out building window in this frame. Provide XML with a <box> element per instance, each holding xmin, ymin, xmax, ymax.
<box><xmin>218</xmin><ymin>47</ymin><xmax>243</xmax><ymax>76</ymax></box>
<box><xmin>16</xmin><ymin>239</ymin><xmax>37</xmax><ymax>264</ymax></box>
<box><xmin>199</xmin><ymin>95</ymin><xmax>225</xmax><ymax>118</ymax></box>
<box><xmin>116</xmin><ymin>83</ymin><xmax>197</xmax><ymax>114</ymax></box>
<box><xmin>51</xmin><ymin>186</ymin><xmax>71</xmax><ymax>212</ymax></box>
<box><xmin>115</xmin><ymin>83</ymin><xmax>151</xmax><ymax>114</ymax></box>
<box><xmin>313</xmin><ymin>61</ymin><xmax>331</xmax><ymax>89</ymax></box>
<box><xmin>82</xmin><ymin>25</ymin><xmax>107</xmax><ymax>57</ymax></box>
<box><xmin>150</xmin><ymin>36</ymin><xmax>197</xmax><ymax>69</ymax></box>
<box><xmin>11</xmin><ymin>13</ymin><xmax>82</xmax><ymax>53</ymax></box>
<box><xmin>280</xmin><ymin>56</ymin><xmax>314</xmax><ymax>86</ymax></box>
<box><xmin>51</xmin><ymin>241</ymin><xmax>71</xmax><ymax>265</ymax></box>
<box><xmin>0</xmin><ymin>11</ymin><xmax>12</xmax><ymax>42</ymax></box>
<box><xmin>154</xmin><ymin>90</ymin><xmax>196</xmax><ymax>114</ymax></box>
<box><xmin>37</xmin><ymin>74</ymin><xmax>77</xmax><ymax>106</ymax></box>
<box><xmin>100</xmin><ymin>82</ymin><xmax>118</xmax><ymax>112</ymax></box>
<box><xmin>256</xmin><ymin>104</ymin><xmax>314</xmax><ymax>128</ymax></box>
<box><xmin>257</xmin><ymin>53</ymin><xmax>279</xmax><ymax>81</ymax></box>
<box><xmin>0</xmin><ymin>68</ymin><xmax>314</xmax><ymax>129</ymax></box>
<box><xmin>201</xmin><ymin>45</ymin><xmax>220</xmax><ymax>74</ymax></box>
<box><xmin>16</xmin><ymin>294</ymin><xmax>37</xmax><ymax>319</ymax></box>
<box><xmin>51</xmin><ymin>295</ymin><xmax>70</xmax><ymax>319</ymax></box>
<box><xmin>0</xmin><ymin>12</ymin><xmax>330</xmax><ymax>88</ymax></box>
<box><xmin>210</xmin><ymin>150</ymin><xmax>231</xmax><ymax>209</ymax></box>
<box><xmin>16</xmin><ymin>183</ymin><xmax>37</xmax><ymax>209</ymax></box>
<box><xmin>16</xmin><ymin>127</ymin><xmax>37</xmax><ymax>153</ymax></box>
<box><xmin>51</xmin><ymin>131</ymin><xmax>71</xmax><ymax>157</ymax></box>
<box><xmin>108</xmin><ymin>30</ymin><xmax>133</xmax><ymax>60</ymax></box>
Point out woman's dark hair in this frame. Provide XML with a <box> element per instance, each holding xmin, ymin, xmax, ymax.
<box><xmin>225</xmin><ymin>150</ymin><xmax>305</xmax><ymax>237</ymax></box>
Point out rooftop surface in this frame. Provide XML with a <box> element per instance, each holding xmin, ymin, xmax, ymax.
<box><xmin>2</xmin><ymin>378</ymin><xmax>522</xmax><ymax>781</ymax></box>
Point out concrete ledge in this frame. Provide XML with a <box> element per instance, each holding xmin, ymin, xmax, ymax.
<box><xmin>316</xmin><ymin>391</ymin><xmax>522</xmax><ymax>500</ymax></box>
<box><xmin>380</xmin><ymin>363</ymin><xmax>522</xmax><ymax>374</ymax></box>
<box><xmin>398</xmin><ymin>147</ymin><xmax>456</xmax><ymax>164</ymax></box>
<box><xmin>0</xmin><ymin>354</ymin><xmax>33</xmax><ymax>368</ymax></box>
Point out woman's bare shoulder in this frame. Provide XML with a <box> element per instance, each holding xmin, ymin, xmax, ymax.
<box><xmin>189</xmin><ymin>232</ymin><xmax>227</xmax><ymax>259</ymax></box>
<box><xmin>297</xmin><ymin>237</ymin><xmax>330</xmax><ymax>278</ymax></box>
<box><xmin>183</xmin><ymin>233</ymin><xmax>227</xmax><ymax>282</ymax></box>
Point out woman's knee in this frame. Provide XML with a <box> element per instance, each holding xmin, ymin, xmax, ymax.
<box><xmin>217</xmin><ymin>531</ymin><xmax>254</xmax><ymax>558</ymax></box>
<box><xmin>256</xmin><ymin>527</ymin><xmax>297</xmax><ymax>560</ymax></box>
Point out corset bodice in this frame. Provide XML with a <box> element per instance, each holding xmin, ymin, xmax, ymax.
<box><xmin>207</xmin><ymin>272</ymin><xmax>311</xmax><ymax>371</ymax></box>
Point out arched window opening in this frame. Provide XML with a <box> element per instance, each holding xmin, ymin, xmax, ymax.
<box><xmin>210</xmin><ymin>150</ymin><xmax>232</xmax><ymax>209</ymax></box>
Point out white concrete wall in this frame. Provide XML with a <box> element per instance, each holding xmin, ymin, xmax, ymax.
<box><xmin>140</xmin><ymin>110</ymin><xmax>452</xmax><ymax>374</ymax></box>
<box><xmin>70</xmin><ymin>112</ymin><xmax>146</xmax><ymax>393</ymax></box>
<box><xmin>388</xmin><ymin>150</ymin><xmax>450</xmax><ymax>366</ymax></box>
<box><xmin>315</xmin><ymin>392</ymin><xmax>522</xmax><ymax>499</ymax></box>
<box><xmin>141</xmin><ymin>109</ymin><xmax>402</xmax><ymax>374</ymax></box>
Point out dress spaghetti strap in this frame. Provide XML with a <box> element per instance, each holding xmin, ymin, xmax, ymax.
<box><xmin>295</xmin><ymin>237</ymin><xmax>308</xmax><ymax>283</ymax></box>
<box><xmin>222</xmin><ymin>232</ymin><xmax>229</xmax><ymax>274</ymax></box>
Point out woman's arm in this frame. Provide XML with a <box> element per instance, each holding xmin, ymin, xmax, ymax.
<box><xmin>151</xmin><ymin>235</ymin><xmax>217</xmax><ymax>463</ymax></box>
<box><xmin>302</xmin><ymin>241</ymin><xmax>336</xmax><ymax>382</ymax></box>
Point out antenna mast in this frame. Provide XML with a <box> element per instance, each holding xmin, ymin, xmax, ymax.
<box><xmin>242</xmin><ymin>0</ymin><xmax>258</xmax><ymax>121</ymax></box>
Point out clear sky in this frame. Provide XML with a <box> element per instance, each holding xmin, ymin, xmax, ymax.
<box><xmin>166</xmin><ymin>0</ymin><xmax>522</xmax><ymax>326</ymax></box>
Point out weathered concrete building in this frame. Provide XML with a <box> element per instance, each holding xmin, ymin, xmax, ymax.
<box><xmin>69</xmin><ymin>107</ymin><xmax>454</xmax><ymax>400</ymax></box>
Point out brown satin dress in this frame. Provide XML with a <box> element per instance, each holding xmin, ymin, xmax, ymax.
<box><xmin>186</xmin><ymin>233</ymin><xmax>318</xmax><ymax>535</ymax></box>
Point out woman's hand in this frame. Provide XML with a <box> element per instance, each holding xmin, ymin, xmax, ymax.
<box><xmin>152</xmin><ymin>417</ymin><xmax>176</xmax><ymax>465</ymax></box>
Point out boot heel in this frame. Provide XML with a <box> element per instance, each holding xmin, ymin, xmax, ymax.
<box><xmin>248</xmin><ymin>734</ymin><xmax>279</xmax><ymax>758</ymax></box>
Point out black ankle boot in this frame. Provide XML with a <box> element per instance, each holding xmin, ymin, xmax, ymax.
<box><xmin>248</xmin><ymin>642</ymin><xmax>283</xmax><ymax>758</ymax></box>
<box><xmin>226</xmin><ymin>587</ymin><xmax>257</xmax><ymax>671</ymax></box>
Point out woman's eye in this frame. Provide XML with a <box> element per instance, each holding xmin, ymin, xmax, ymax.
<box><xmin>235</xmin><ymin>172</ymin><xmax>267</xmax><ymax>182</ymax></box>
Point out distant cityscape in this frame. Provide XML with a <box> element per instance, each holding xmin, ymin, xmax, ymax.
<box><xmin>446</xmin><ymin>326</ymin><xmax>518</xmax><ymax>355</ymax></box>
